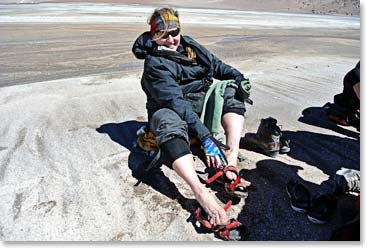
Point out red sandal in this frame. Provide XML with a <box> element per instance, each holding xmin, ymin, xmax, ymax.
<box><xmin>205</xmin><ymin>165</ymin><xmax>250</xmax><ymax>198</ymax></box>
<box><xmin>193</xmin><ymin>200</ymin><xmax>248</xmax><ymax>241</ymax></box>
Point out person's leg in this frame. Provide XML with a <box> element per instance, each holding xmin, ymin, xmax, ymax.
<box><xmin>222</xmin><ymin>112</ymin><xmax>244</xmax><ymax>180</ymax></box>
<box><xmin>222</xmin><ymin>112</ymin><xmax>244</xmax><ymax>166</ymax></box>
<box><xmin>221</xmin><ymin>86</ymin><xmax>246</xmax><ymax>180</ymax></box>
<box><xmin>150</xmin><ymin>108</ymin><xmax>228</xmax><ymax>226</ymax></box>
<box><xmin>172</xmin><ymin>154</ymin><xmax>228</xmax><ymax>226</ymax></box>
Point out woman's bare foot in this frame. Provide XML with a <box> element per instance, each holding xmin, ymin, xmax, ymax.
<box><xmin>224</xmin><ymin>149</ymin><xmax>251</xmax><ymax>187</ymax></box>
<box><xmin>171</xmin><ymin>154</ymin><xmax>229</xmax><ymax>226</ymax></box>
<box><xmin>194</xmin><ymin>188</ymin><xmax>228</xmax><ymax>226</ymax></box>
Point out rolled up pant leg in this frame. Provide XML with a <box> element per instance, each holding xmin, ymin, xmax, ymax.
<box><xmin>222</xmin><ymin>86</ymin><xmax>246</xmax><ymax>116</ymax></box>
<box><xmin>150</xmin><ymin>108</ymin><xmax>191</xmax><ymax>166</ymax></box>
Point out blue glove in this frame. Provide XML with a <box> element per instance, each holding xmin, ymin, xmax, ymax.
<box><xmin>202</xmin><ymin>136</ymin><xmax>228</xmax><ymax>170</ymax></box>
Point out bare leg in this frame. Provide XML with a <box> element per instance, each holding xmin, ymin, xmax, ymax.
<box><xmin>222</xmin><ymin>112</ymin><xmax>245</xmax><ymax>180</ymax></box>
<box><xmin>172</xmin><ymin>154</ymin><xmax>228</xmax><ymax>226</ymax></box>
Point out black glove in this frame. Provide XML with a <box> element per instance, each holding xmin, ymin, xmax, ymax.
<box><xmin>202</xmin><ymin>77</ymin><xmax>213</xmax><ymax>92</ymax></box>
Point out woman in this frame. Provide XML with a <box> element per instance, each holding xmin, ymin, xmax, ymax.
<box><xmin>132</xmin><ymin>7</ymin><xmax>250</xmax><ymax>228</ymax></box>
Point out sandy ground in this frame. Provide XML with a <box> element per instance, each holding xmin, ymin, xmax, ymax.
<box><xmin>1</xmin><ymin>0</ymin><xmax>361</xmax><ymax>16</ymax></box>
<box><xmin>0</xmin><ymin>2</ymin><xmax>360</xmax><ymax>241</ymax></box>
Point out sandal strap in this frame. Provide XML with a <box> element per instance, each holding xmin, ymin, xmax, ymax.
<box><xmin>205</xmin><ymin>165</ymin><xmax>238</xmax><ymax>184</ymax></box>
<box><xmin>222</xmin><ymin>166</ymin><xmax>242</xmax><ymax>192</ymax></box>
<box><xmin>223</xmin><ymin>200</ymin><xmax>232</xmax><ymax>211</ymax></box>
<box><xmin>216</xmin><ymin>219</ymin><xmax>241</xmax><ymax>231</ymax></box>
<box><xmin>194</xmin><ymin>207</ymin><xmax>213</xmax><ymax>230</ymax></box>
<box><xmin>216</xmin><ymin>219</ymin><xmax>243</xmax><ymax>240</ymax></box>
<box><xmin>223</xmin><ymin>165</ymin><xmax>237</xmax><ymax>173</ymax></box>
<box><xmin>193</xmin><ymin>204</ymin><xmax>246</xmax><ymax>240</ymax></box>
<box><xmin>193</xmin><ymin>200</ymin><xmax>233</xmax><ymax>231</ymax></box>
<box><xmin>205</xmin><ymin>170</ymin><xmax>224</xmax><ymax>184</ymax></box>
<box><xmin>222</xmin><ymin>219</ymin><xmax>242</xmax><ymax>230</ymax></box>
<box><xmin>225</xmin><ymin>175</ymin><xmax>241</xmax><ymax>192</ymax></box>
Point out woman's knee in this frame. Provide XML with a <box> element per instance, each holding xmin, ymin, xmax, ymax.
<box><xmin>222</xmin><ymin>87</ymin><xmax>246</xmax><ymax>116</ymax></box>
<box><xmin>161</xmin><ymin>137</ymin><xmax>191</xmax><ymax>167</ymax></box>
<box><xmin>150</xmin><ymin>108</ymin><xmax>189</xmax><ymax>145</ymax></box>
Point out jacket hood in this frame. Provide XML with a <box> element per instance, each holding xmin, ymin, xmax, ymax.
<box><xmin>132</xmin><ymin>31</ymin><xmax>154</xmax><ymax>60</ymax></box>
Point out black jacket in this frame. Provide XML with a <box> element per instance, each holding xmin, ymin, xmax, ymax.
<box><xmin>132</xmin><ymin>32</ymin><xmax>243</xmax><ymax>140</ymax></box>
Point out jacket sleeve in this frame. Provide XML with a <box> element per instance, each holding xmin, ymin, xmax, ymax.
<box><xmin>191</xmin><ymin>38</ymin><xmax>243</xmax><ymax>80</ymax></box>
<box><xmin>143</xmin><ymin>57</ymin><xmax>211</xmax><ymax>140</ymax></box>
<box><xmin>211</xmin><ymin>53</ymin><xmax>243</xmax><ymax>80</ymax></box>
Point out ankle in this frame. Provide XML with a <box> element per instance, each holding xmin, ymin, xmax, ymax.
<box><xmin>193</xmin><ymin>185</ymin><xmax>208</xmax><ymax>199</ymax></box>
<box><xmin>225</xmin><ymin>148</ymin><xmax>238</xmax><ymax>166</ymax></box>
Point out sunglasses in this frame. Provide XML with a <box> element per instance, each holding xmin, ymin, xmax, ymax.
<box><xmin>156</xmin><ymin>28</ymin><xmax>180</xmax><ymax>39</ymax></box>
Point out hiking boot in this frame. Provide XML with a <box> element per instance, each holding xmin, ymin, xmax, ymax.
<box><xmin>243</xmin><ymin>117</ymin><xmax>281</xmax><ymax>157</ymax></box>
<box><xmin>334</xmin><ymin>168</ymin><xmax>360</xmax><ymax>195</ymax></box>
<box><xmin>307</xmin><ymin>194</ymin><xmax>337</xmax><ymax>224</ymax></box>
<box><xmin>286</xmin><ymin>180</ymin><xmax>311</xmax><ymax>213</ymax></box>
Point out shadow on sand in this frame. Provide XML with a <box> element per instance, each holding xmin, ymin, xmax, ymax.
<box><xmin>96</xmin><ymin>120</ymin><xmax>250</xmax><ymax>238</ymax></box>
<box><xmin>236</xmin><ymin>159</ymin><xmax>335</xmax><ymax>240</ymax></box>
<box><xmin>96</xmin><ymin>120</ymin><xmax>198</xmax><ymax>213</ymax></box>
<box><xmin>235</xmin><ymin>126</ymin><xmax>359</xmax><ymax>240</ymax></box>
<box><xmin>298</xmin><ymin>106</ymin><xmax>359</xmax><ymax>139</ymax></box>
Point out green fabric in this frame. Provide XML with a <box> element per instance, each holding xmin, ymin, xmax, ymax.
<box><xmin>200</xmin><ymin>80</ymin><xmax>234</xmax><ymax>136</ymax></box>
<box><xmin>200</xmin><ymin>79</ymin><xmax>251</xmax><ymax>136</ymax></box>
<box><xmin>241</xmin><ymin>78</ymin><xmax>251</xmax><ymax>100</ymax></box>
